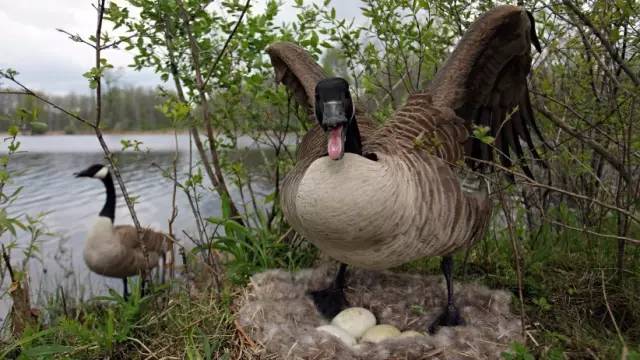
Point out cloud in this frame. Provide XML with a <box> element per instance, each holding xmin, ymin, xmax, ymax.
<box><xmin>0</xmin><ymin>0</ymin><xmax>157</xmax><ymax>94</ymax></box>
<box><xmin>0</xmin><ymin>0</ymin><xmax>363</xmax><ymax>95</ymax></box>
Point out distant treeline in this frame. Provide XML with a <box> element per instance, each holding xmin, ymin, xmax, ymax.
<box><xmin>0</xmin><ymin>86</ymin><xmax>171</xmax><ymax>133</ymax></box>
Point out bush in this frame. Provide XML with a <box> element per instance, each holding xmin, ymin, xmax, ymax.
<box><xmin>29</xmin><ymin>121</ymin><xmax>48</xmax><ymax>135</ymax></box>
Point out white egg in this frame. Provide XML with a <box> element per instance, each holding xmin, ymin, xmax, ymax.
<box><xmin>361</xmin><ymin>324</ymin><xmax>401</xmax><ymax>343</ymax></box>
<box><xmin>398</xmin><ymin>330</ymin><xmax>424</xmax><ymax>338</ymax></box>
<box><xmin>331</xmin><ymin>307</ymin><xmax>376</xmax><ymax>338</ymax></box>
<box><xmin>316</xmin><ymin>325</ymin><xmax>357</xmax><ymax>346</ymax></box>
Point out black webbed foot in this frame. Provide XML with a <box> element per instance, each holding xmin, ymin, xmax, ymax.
<box><xmin>309</xmin><ymin>285</ymin><xmax>349</xmax><ymax>319</ymax></box>
<box><xmin>309</xmin><ymin>263</ymin><xmax>349</xmax><ymax>318</ymax></box>
<box><xmin>428</xmin><ymin>304</ymin><xmax>464</xmax><ymax>334</ymax></box>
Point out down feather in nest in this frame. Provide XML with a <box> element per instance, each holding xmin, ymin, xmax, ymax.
<box><xmin>237</xmin><ymin>265</ymin><xmax>522</xmax><ymax>359</ymax></box>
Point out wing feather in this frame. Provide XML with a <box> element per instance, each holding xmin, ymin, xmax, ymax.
<box><xmin>266</xmin><ymin>42</ymin><xmax>326</xmax><ymax>119</ymax></box>
<box><xmin>423</xmin><ymin>5</ymin><xmax>546</xmax><ymax>176</ymax></box>
<box><xmin>114</xmin><ymin>225</ymin><xmax>168</xmax><ymax>254</ymax></box>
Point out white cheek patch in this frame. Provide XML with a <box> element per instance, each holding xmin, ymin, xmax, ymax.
<box><xmin>94</xmin><ymin>166</ymin><xmax>109</xmax><ymax>179</ymax></box>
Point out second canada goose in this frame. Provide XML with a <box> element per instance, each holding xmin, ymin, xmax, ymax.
<box><xmin>268</xmin><ymin>6</ymin><xmax>545</xmax><ymax>332</ymax></box>
<box><xmin>75</xmin><ymin>164</ymin><xmax>169</xmax><ymax>298</ymax></box>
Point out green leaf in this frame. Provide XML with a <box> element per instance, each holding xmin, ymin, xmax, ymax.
<box><xmin>309</xmin><ymin>31</ymin><xmax>319</xmax><ymax>48</ymax></box>
<box><xmin>472</xmin><ymin>125</ymin><xmax>495</xmax><ymax>145</ymax></box>
<box><xmin>220</xmin><ymin>193</ymin><xmax>232</xmax><ymax>219</ymax></box>
<box><xmin>8</xmin><ymin>125</ymin><xmax>18</xmax><ymax>137</ymax></box>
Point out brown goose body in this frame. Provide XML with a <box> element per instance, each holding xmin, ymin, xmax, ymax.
<box><xmin>76</xmin><ymin>164</ymin><xmax>169</xmax><ymax>280</ymax></box>
<box><xmin>84</xmin><ymin>220</ymin><xmax>168</xmax><ymax>278</ymax></box>
<box><xmin>270</xmin><ymin>5</ymin><xmax>543</xmax><ymax>270</ymax></box>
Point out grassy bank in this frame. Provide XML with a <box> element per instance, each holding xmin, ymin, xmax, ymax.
<box><xmin>2</xmin><ymin>215</ymin><xmax>639</xmax><ymax>359</ymax></box>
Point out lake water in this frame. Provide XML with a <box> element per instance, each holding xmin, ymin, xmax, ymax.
<box><xmin>1</xmin><ymin>133</ymin><xmax>281</xmax><ymax>324</ymax></box>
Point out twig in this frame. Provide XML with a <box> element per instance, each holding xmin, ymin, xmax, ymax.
<box><xmin>0</xmin><ymin>76</ymin><xmax>95</xmax><ymax>128</ymax></box>
<box><xmin>58</xmin><ymin>286</ymin><xmax>69</xmax><ymax>318</ymax></box>
<box><xmin>92</xmin><ymin>0</ymin><xmax>150</xmax><ymax>269</ymax></box>
<box><xmin>166</xmin><ymin>131</ymin><xmax>180</xmax><ymax>281</ymax></box>
<box><xmin>563</xmin><ymin>0</ymin><xmax>640</xmax><ymax>87</ymax></box>
<box><xmin>101</xmin><ymin>33</ymin><xmax>137</xmax><ymax>50</ymax></box>
<box><xmin>534</xmin><ymin>104</ymin><xmax>630</xmax><ymax>183</ymax></box>
<box><xmin>468</xmin><ymin>158</ymin><xmax>640</xmax><ymax>225</ymax></box>
<box><xmin>497</xmin><ymin>187</ymin><xmax>526</xmax><ymax>340</ymax></box>
<box><xmin>1</xmin><ymin>244</ymin><xmax>14</xmax><ymax>281</ymax></box>
<box><xmin>600</xmin><ymin>270</ymin><xmax>628</xmax><ymax>359</ymax></box>
<box><xmin>126</xmin><ymin>337</ymin><xmax>161</xmax><ymax>359</ymax></box>
<box><xmin>201</xmin><ymin>0</ymin><xmax>252</xmax><ymax>89</ymax></box>
<box><xmin>2</xmin><ymin>244</ymin><xmax>33</xmax><ymax>337</ymax></box>
<box><xmin>540</xmin><ymin>215</ymin><xmax>640</xmax><ymax>245</ymax></box>
<box><xmin>57</xmin><ymin>26</ymin><xmax>135</xmax><ymax>51</ymax></box>
<box><xmin>531</xmin><ymin>90</ymin><xmax>620</xmax><ymax>146</ymax></box>
<box><xmin>0</xmin><ymin>90</ymin><xmax>31</xmax><ymax>95</ymax></box>
<box><xmin>525</xmin><ymin>330</ymin><xmax>539</xmax><ymax>347</ymax></box>
<box><xmin>158</xmin><ymin>5</ymin><xmax>237</xmax><ymax>227</ymax></box>
<box><xmin>176</xmin><ymin>0</ymin><xmax>245</xmax><ymax>224</ymax></box>
<box><xmin>276</xmin><ymin>227</ymin><xmax>294</xmax><ymax>243</ymax></box>
<box><xmin>56</xmin><ymin>28</ymin><xmax>96</xmax><ymax>49</ymax></box>
<box><xmin>234</xmin><ymin>319</ymin><xmax>257</xmax><ymax>349</ymax></box>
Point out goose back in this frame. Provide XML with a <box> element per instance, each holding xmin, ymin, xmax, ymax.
<box><xmin>84</xmin><ymin>219</ymin><xmax>168</xmax><ymax>278</ymax></box>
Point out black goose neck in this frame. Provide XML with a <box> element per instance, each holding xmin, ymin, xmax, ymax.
<box><xmin>344</xmin><ymin>117</ymin><xmax>363</xmax><ymax>156</ymax></box>
<box><xmin>99</xmin><ymin>173</ymin><xmax>116</xmax><ymax>222</ymax></box>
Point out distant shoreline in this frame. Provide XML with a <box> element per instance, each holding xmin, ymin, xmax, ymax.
<box><xmin>3</xmin><ymin>129</ymin><xmax>191</xmax><ymax>137</ymax></box>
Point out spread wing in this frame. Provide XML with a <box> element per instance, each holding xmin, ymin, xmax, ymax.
<box><xmin>266</xmin><ymin>42</ymin><xmax>327</xmax><ymax>120</ymax></box>
<box><xmin>426</xmin><ymin>5</ymin><xmax>545</xmax><ymax>177</ymax></box>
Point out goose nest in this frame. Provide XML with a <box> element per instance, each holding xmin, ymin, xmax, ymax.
<box><xmin>236</xmin><ymin>265</ymin><xmax>523</xmax><ymax>359</ymax></box>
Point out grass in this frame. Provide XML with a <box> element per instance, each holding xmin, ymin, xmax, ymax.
<box><xmin>1</xmin><ymin>269</ymin><xmax>246</xmax><ymax>359</ymax></box>
<box><xmin>2</xmin><ymin>204</ymin><xmax>640</xmax><ymax>359</ymax></box>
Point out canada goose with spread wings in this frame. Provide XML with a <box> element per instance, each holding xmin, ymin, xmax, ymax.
<box><xmin>268</xmin><ymin>5</ymin><xmax>544</xmax><ymax>333</ymax></box>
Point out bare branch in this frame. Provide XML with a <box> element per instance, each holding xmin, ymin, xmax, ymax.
<box><xmin>0</xmin><ymin>76</ymin><xmax>95</xmax><ymax>128</ymax></box>
<box><xmin>497</xmin><ymin>187</ymin><xmax>526</xmax><ymax>339</ymax></box>
<box><xmin>0</xmin><ymin>91</ymin><xmax>31</xmax><ymax>96</ymax></box>
<box><xmin>562</xmin><ymin>0</ymin><xmax>640</xmax><ymax>87</ymax></box>
<box><xmin>534</xmin><ymin>104</ymin><xmax>631</xmax><ymax>183</ymax></box>
<box><xmin>202</xmin><ymin>0</ymin><xmax>251</xmax><ymax>89</ymax></box>
<box><xmin>540</xmin><ymin>216</ymin><xmax>640</xmax><ymax>245</ymax></box>
<box><xmin>1</xmin><ymin>244</ymin><xmax>14</xmax><ymax>281</ymax></box>
<box><xmin>92</xmin><ymin>0</ymin><xmax>149</xmax><ymax>267</ymax></box>
<box><xmin>601</xmin><ymin>271</ymin><xmax>629</xmax><ymax>357</ymax></box>
<box><xmin>56</xmin><ymin>28</ymin><xmax>96</xmax><ymax>49</ymax></box>
<box><xmin>467</xmin><ymin>158</ymin><xmax>640</xmax><ymax>225</ymax></box>
<box><xmin>177</xmin><ymin>0</ymin><xmax>246</xmax><ymax>223</ymax></box>
<box><xmin>101</xmin><ymin>33</ymin><xmax>137</xmax><ymax>50</ymax></box>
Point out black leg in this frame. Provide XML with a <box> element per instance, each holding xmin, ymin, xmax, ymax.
<box><xmin>428</xmin><ymin>256</ymin><xmax>464</xmax><ymax>334</ymax></box>
<box><xmin>161</xmin><ymin>253</ymin><xmax>167</xmax><ymax>284</ymax></box>
<box><xmin>141</xmin><ymin>277</ymin><xmax>147</xmax><ymax>297</ymax></box>
<box><xmin>122</xmin><ymin>278</ymin><xmax>129</xmax><ymax>300</ymax></box>
<box><xmin>309</xmin><ymin>263</ymin><xmax>349</xmax><ymax>318</ymax></box>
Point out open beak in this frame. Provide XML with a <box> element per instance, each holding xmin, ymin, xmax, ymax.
<box><xmin>323</xmin><ymin>100</ymin><xmax>348</xmax><ymax>160</ymax></box>
<box><xmin>327</xmin><ymin>125</ymin><xmax>347</xmax><ymax>160</ymax></box>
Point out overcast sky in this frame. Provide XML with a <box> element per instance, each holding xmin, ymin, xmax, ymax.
<box><xmin>0</xmin><ymin>0</ymin><xmax>363</xmax><ymax>95</ymax></box>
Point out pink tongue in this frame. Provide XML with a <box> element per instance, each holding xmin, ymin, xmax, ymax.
<box><xmin>328</xmin><ymin>126</ymin><xmax>343</xmax><ymax>160</ymax></box>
